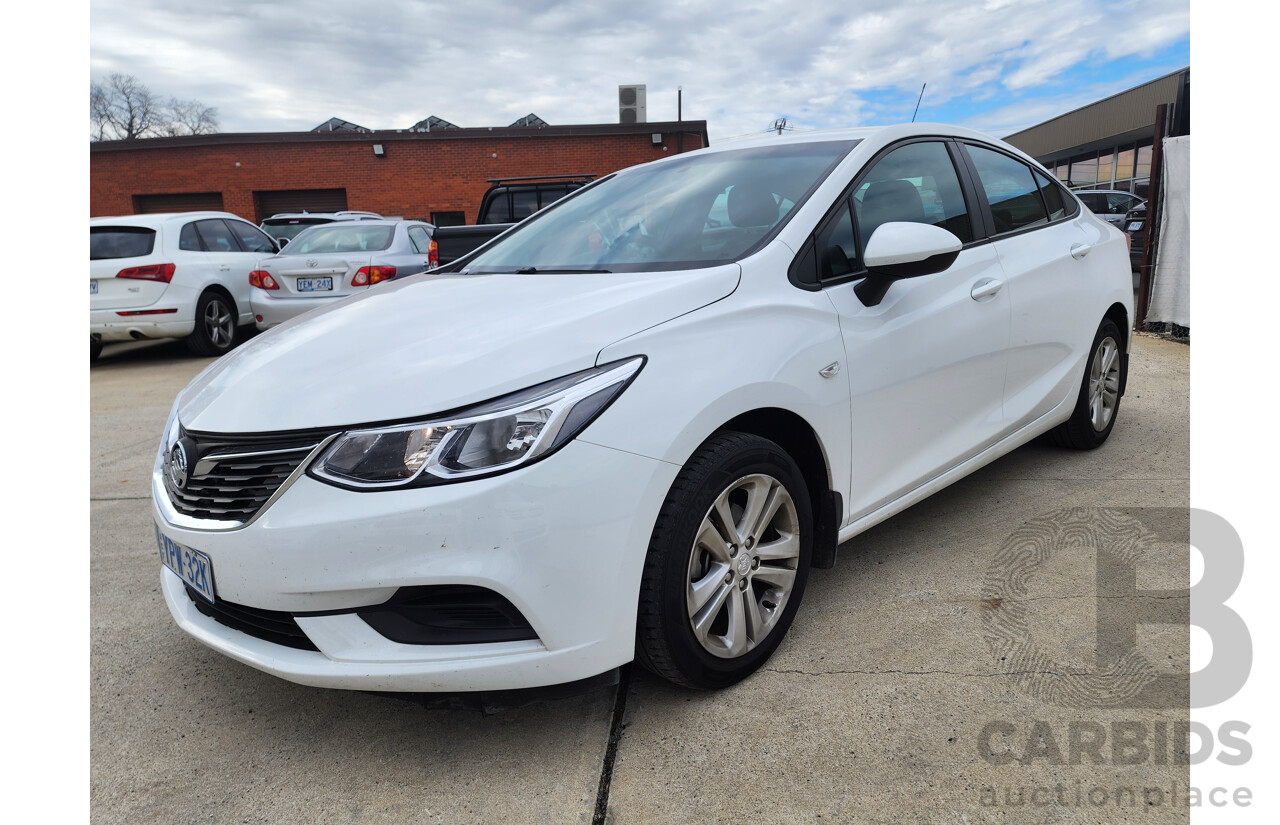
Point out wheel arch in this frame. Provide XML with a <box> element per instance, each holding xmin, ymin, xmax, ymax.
<box><xmin>713</xmin><ymin>407</ymin><xmax>842</xmax><ymax>570</ymax></box>
<box><xmin>1103</xmin><ymin>301</ymin><xmax>1129</xmax><ymax>396</ymax></box>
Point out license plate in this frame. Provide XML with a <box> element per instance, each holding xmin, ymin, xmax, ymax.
<box><xmin>1127</xmin><ymin>221</ymin><xmax>1143</xmax><ymax>231</ymax></box>
<box><xmin>297</xmin><ymin>277</ymin><xmax>333</xmax><ymax>292</ymax></box>
<box><xmin>90</xmin><ymin>280</ymin><xmax>98</xmax><ymax>294</ymax></box>
<box><xmin>156</xmin><ymin>524</ymin><xmax>216</xmax><ymax>604</ymax></box>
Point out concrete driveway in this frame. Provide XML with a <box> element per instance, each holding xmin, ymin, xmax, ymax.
<box><xmin>91</xmin><ymin>333</ymin><xmax>1189</xmax><ymax>824</ymax></box>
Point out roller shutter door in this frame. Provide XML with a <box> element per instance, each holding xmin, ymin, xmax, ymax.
<box><xmin>256</xmin><ymin>189</ymin><xmax>349</xmax><ymax>218</ymax></box>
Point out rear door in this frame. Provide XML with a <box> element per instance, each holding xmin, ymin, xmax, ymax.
<box><xmin>957</xmin><ymin>142</ymin><xmax>1103</xmax><ymax>431</ymax></box>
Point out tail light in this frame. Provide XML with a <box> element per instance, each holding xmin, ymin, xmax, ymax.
<box><xmin>428</xmin><ymin>240</ymin><xmax>439</xmax><ymax>269</ymax></box>
<box><xmin>117</xmin><ymin>263</ymin><xmax>175</xmax><ymax>283</ymax></box>
<box><xmin>353</xmin><ymin>265</ymin><xmax>396</xmax><ymax>286</ymax></box>
<box><xmin>249</xmin><ymin>270</ymin><xmax>279</xmax><ymax>290</ymax></box>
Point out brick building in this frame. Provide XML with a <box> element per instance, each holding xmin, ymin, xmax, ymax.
<box><xmin>89</xmin><ymin>121</ymin><xmax>710</xmax><ymax>225</ymax></box>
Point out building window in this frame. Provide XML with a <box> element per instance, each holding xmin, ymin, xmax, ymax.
<box><xmin>430</xmin><ymin>211</ymin><xmax>466</xmax><ymax>227</ymax></box>
<box><xmin>1115</xmin><ymin>145</ymin><xmax>1135</xmax><ymax>182</ymax></box>
<box><xmin>1068</xmin><ymin>153</ymin><xmax>1098</xmax><ymax>188</ymax></box>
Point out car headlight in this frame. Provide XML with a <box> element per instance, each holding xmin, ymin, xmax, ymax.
<box><xmin>309</xmin><ymin>357</ymin><xmax>644</xmax><ymax>489</ymax></box>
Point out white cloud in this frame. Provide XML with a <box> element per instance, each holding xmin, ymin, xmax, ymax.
<box><xmin>89</xmin><ymin>0</ymin><xmax>1189</xmax><ymax>141</ymax></box>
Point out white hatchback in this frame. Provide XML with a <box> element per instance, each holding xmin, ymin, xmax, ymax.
<box><xmin>90</xmin><ymin>212</ymin><xmax>277</xmax><ymax>359</ymax></box>
<box><xmin>153</xmin><ymin>124</ymin><xmax>1132</xmax><ymax>692</ymax></box>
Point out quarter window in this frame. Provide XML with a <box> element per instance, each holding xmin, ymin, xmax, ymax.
<box><xmin>814</xmin><ymin>202</ymin><xmax>858</xmax><ymax>279</ymax></box>
<box><xmin>966</xmin><ymin>145</ymin><xmax>1049</xmax><ymax>234</ymax></box>
<box><xmin>1034</xmin><ymin>171</ymin><xmax>1066</xmax><ymax>221</ymax></box>
<box><xmin>195</xmin><ymin>219</ymin><xmax>240</xmax><ymax>253</ymax></box>
<box><xmin>408</xmin><ymin>225</ymin><xmax>433</xmax><ymax>254</ymax></box>
<box><xmin>179</xmin><ymin>222</ymin><xmax>203</xmax><ymax>251</ymax></box>
<box><xmin>852</xmin><ymin>141</ymin><xmax>973</xmax><ymax>255</ymax></box>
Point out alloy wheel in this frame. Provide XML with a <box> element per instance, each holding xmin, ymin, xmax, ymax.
<box><xmin>1088</xmin><ymin>336</ymin><xmax>1121</xmax><ymax>431</ymax></box>
<box><xmin>686</xmin><ymin>473</ymin><xmax>801</xmax><ymax>659</ymax></box>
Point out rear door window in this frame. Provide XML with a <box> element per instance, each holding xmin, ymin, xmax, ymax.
<box><xmin>408</xmin><ymin>225</ymin><xmax>433</xmax><ymax>254</ymax></box>
<box><xmin>179</xmin><ymin>222</ymin><xmax>204</xmax><ymax>251</ymax></box>
<box><xmin>964</xmin><ymin>144</ymin><xmax>1049</xmax><ymax>235</ymax></box>
<box><xmin>90</xmin><ymin>226</ymin><xmax>156</xmax><ymax>259</ymax></box>
<box><xmin>225</xmin><ymin>220</ymin><xmax>277</xmax><ymax>253</ymax></box>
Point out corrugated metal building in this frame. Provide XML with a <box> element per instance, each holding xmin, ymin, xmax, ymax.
<box><xmin>1004</xmin><ymin>67</ymin><xmax>1189</xmax><ymax>201</ymax></box>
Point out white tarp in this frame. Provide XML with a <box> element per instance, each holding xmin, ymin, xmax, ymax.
<box><xmin>1148</xmin><ymin>135</ymin><xmax>1190</xmax><ymax>327</ymax></box>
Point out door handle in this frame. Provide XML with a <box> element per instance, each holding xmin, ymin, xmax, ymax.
<box><xmin>1070</xmin><ymin>243</ymin><xmax>1093</xmax><ymax>260</ymax></box>
<box><xmin>970</xmin><ymin>278</ymin><xmax>1003</xmax><ymax>302</ymax></box>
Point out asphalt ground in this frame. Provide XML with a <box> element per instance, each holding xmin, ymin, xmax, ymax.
<box><xmin>91</xmin><ymin>332</ymin><xmax>1190</xmax><ymax>824</ymax></box>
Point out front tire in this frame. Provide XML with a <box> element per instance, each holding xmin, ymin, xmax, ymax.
<box><xmin>636</xmin><ymin>432</ymin><xmax>813</xmax><ymax>689</ymax></box>
<box><xmin>186</xmin><ymin>291</ymin><xmax>237</xmax><ymax>357</ymax></box>
<box><xmin>1050</xmin><ymin>318</ymin><xmax>1125</xmax><ymax>449</ymax></box>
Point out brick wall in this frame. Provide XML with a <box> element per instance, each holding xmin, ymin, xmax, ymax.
<box><xmin>90</xmin><ymin>123</ymin><xmax>708</xmax><ymax>224</ymax></box>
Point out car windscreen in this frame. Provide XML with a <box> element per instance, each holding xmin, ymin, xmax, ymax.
<box><xmin>90</xmin><ymin>226</ymin><xmax>157</xmax><ymax>259</ymax></box>
<box><xmin>262</xmin><ymin>218</ymin><xmax>334</xmax><ymax>242</ymax></box>
<box><xmin>462</xmin><ymin>140</ymin><xmax>859</xmax><ymax>273</ymax></box>
<box><xmin>281</xmin><ymin>224</ymin><xmax>395</xmax><ymax>254</ymax></box>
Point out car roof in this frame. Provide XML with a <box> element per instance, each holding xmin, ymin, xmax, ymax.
<box><xmin>90</xmin><ymin>211</ymin><xmax>248</xmax><ymax>229</ymax></box>
<box><xmin>292</xmin><ymin>219</ymin><xmax>432</xmax><ymax>230</ymax></box>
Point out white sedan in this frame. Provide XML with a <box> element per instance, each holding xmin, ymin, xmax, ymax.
<box><xmin>152</xmin><ymin>123</ymin><xmax>1131</xmax><ymax>692</ymax></box>
<box><xmin>248</xmin><ymin>220</ymin><xmax>438</xmax><ymax>330</ymax></box>
<box><xmin>90</xmin><ymin>211</ymin><xmax>278</xmax><ymax>359</ymax></box>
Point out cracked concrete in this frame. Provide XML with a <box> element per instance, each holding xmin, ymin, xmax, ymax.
<box><xmin>91</xmin><ymin>333</ymin><xmax>1189</xmax><ymax>824</ymax></box>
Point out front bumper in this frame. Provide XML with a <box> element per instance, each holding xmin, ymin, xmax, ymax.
<box><xmin>154</xmin><ymin>438</ymin><xmax>679</xmax><ymax>691</ymax></box>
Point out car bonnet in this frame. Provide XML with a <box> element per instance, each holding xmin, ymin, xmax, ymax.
<box><xmin>177</xmin><ymin>265</ymin><xmax>741</xmax><ymax>432</ymax></box>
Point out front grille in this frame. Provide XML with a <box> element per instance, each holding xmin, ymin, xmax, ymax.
<box><xmin>165</xmin><ymin>429</ymin><xmax>326</xmax><ymax>522</ymax></box>
<box><xmin>185</xmin><ymin>585</ymin><xmax>320</xmax><ymax>651</ymax></box>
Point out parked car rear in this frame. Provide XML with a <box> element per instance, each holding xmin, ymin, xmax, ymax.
<box><xmin>90</xmin><ymin>212</ymin><xmax>278</xmax><ymax>360</ymax></box>
<box><xmin>259</xmin><ymin>211</ymin><xmax>384</xmax><ymax>245</ymax></box>
<box><xmin>1074</xmin><ymin>190</ymin><xmax>1145</xmax><ymax>230</ymax></box>
<box><xmin>249</xmin><ymin>220</ymin><xmax>437</xmax><ymax>329</ymax></box>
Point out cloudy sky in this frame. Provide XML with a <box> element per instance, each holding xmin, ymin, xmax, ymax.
<box><xmin>89</xmin><ymin>0</ymin><xmax>1189</xmax><ymax>142</ymax></box>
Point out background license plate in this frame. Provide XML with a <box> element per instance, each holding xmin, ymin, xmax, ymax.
<box><xmin>1127</xmin><ymin>221</ymin><xmax>1143</xmax><ymax>231</ymax></box>
<box><xmin>297</xmin><ymin>277</ymin><xmax>333</xmax><ymax>292</ymax></box>
<box><xmin>156</xmin><ymin>525</ymin><xmax>215</xmax><ymax>603</ymax></box>
<box><xmin>90</xmin><ymin>280</ymin><xmax>98</xmax><ymax>294</ymax></box>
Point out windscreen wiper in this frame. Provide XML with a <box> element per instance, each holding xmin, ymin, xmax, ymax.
<box><xmin>514</xmin><ymin>266</ymin><xmax>611</xmax><ymax>274</ymax></box>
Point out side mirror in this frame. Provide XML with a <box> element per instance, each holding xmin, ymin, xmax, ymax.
<box><xmin>855</xmin><ymin>222</ymin><xmax>963</xmax><ymax>307</ymax></box>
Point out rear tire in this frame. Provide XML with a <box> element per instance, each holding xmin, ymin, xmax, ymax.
<box><xmin>1050</xmin><ymin>318</ymin><xmax>1125</xmax><ymax>450</ymax></box>
<box><xmin>186</xmin><ymin>291</ymin><xmax>237</xmax><ymax>357</ymax></box>
<box><xmin>90</xmin><ymin>340</ymin><xmax>102</xmax><ymax>362</ymax></box>
<box><xmin>636</xmin><ymin>432</ymin><xmax>813</xmax><ymax>689</ymax></box>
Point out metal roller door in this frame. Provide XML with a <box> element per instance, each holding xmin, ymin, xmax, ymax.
<box><xmin>256</xmin><ymin>189</ymin><xmax>349</xmax><ymax>218</ymax></box>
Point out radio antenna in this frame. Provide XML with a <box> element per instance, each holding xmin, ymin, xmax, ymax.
<box><xmin>911</xmin><ymin>83</ymin><xmax>927</xmax><ymax>122</ymax></box>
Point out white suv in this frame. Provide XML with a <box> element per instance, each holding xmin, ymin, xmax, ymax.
<box><xmin>90</xmin><ymin>212</ymin><xmax>278</xmax><ymax>360</ymax></box>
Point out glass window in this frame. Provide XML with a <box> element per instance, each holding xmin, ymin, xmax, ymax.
<box><xmin>225</xmin><ymin>220</ymin><xmax>276</xmax><ymax>253</ymax></box>
<box><xmin>179</xmin><ymin>222</ymin><xmax>203</xmax><ymax>251</ymax></box>
<box><xmin>851</xmin><ymin>141</ymin><xmax>973</xmax><ymax>254</ymax></box>
<box><xmin>537</xmin><ymin>186</ymin><xmax>571</xmax><ymax>209</ymax></box>
<box><xmin>815</xmin><ymin>202</ymin><xmax>858</xmax><ymax>279</ymax></box>
<box><xmin>511</xmin><ymin>190</ymin><xmax>539</xmax><ymax>221</ymax></box>
<box><xmin>1068</xmin><ymin>153</ymin><xmax>1098</xmax><ymax>187</ymax></box>
<box><xmin>282</xmin><ymin>224</ymin><xmax>396</xmax><ymax>255</ymax></box>
<box><xmin>1034</xmin><ymin>171</ymin><xmax>1066</xmax><ymax>221</ymax></box>
<box><xmin>195</xmin><ymin>219</ymin><xmax>239</xmax><ymax>253</ymax></box>
<box><xmin>1132</xmin><ymin>179</ymin><xmax>1150</xmax><ymax>201</ymax></box>
<box><xmin>1115</xmin><ymin>145</ymin><xmax>1135</xmax><ymax>181</ymax></box>
<box><xmin>1136</xmin><ymin>142</ymin><xmax>1153</xmax><ymax>180</ymax></box>
<box><xmin>966</xmin><ymin>144</ymin><xmax>1049</xmax><ymax>234</ymax></box>
<box><xmin>408</xmin><ymin>225</ymin><xmax>433</xmax><ymax>254</ymax></box>
<box><xmin>1097</xmin><ymin>149</ymin><xmax>1114</xmax><ymax>187</ymax></box>
<box><xmin>1106</xmin><ymin>193</ymin><xmax>1140</xmax><ymax>215</ymax></box>
<box><xmin>1054</xmin><ymin>163</ymin><xmax>1070</xmax><ymax>183</ymax></box>
<box><xmin>90</xmin><ymin>226</ymin><xmax>156</xmax><ymax>259</ymax></box>
<box><xmin>464</xmin><ymin>139</ymin><xmax>858</xmax><ymax>273</ymax></box>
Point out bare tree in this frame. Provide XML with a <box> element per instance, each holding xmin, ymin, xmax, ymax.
<box><xmin>90</xmin><ymin>73</ymin><xmax>220</xmax><ymax>140</ymax></box>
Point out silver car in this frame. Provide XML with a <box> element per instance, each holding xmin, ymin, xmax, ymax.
<box><xmin>1074</xmin><ymin>190</ymin><xmax>1145</xmax><ymax>229</ymax></box>
<box><xmin>249</xmin><ymin>220</ymin><xmax>437</xmax><ymax>329</ymax></box>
